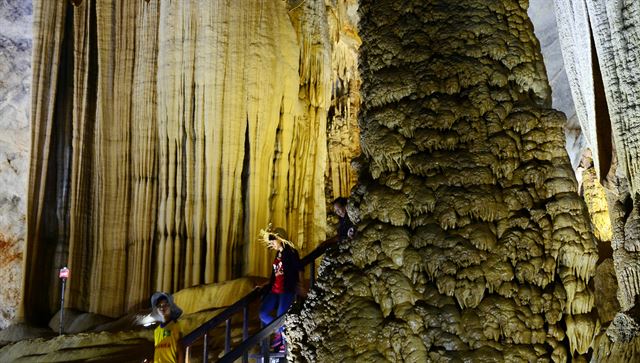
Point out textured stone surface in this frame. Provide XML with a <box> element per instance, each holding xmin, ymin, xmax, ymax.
<box><xmin>592</xmin><ymin>331</ymin><xmax>640</xmax><ymax>363</ymax></box>
<box><xmin>47</xmin><ymin>309</ymin><xmax>114</xmax><ymax>335</ymax></box>
<box><xmin>607</xmin><ymin>312</ymin><xmax>640</xmax><ymax>343</ymax></box>
<box><xmin>0</xmin><ymin>330</ymin><xmax>153</xmax><ymax>362</ymax></box>
<box><xmin>288</xmin><ymin>0</ymin><xmax>598</xmax><ymax>361</ymax></box>
<box><xmin>0</xmin><ymin>323</ymin><xmax>54</xmax><ymax>345</ymax></box>
<box><xmin>585</xmin><ymin>0</ymin><xmax>640</xmax><ymax>196</ymax></box>
<box><xmin>554</xmin><ymin>0</ymin><xmax>640</xmax><ymax>358</ymax></box>
<box><xmin>0</xmin><ymin>0</ymin><xmax>31</xmax><ymax>329</ymax></box>
<box><xmin>554</xmin><ymin>0</ymin><xmax>600</xmax><ymax>178</ymax></box>
<box><xmin>594</xmin><ymin>259</ymin><xmax>620</xmax><ymax>324</ymax></box>
<box><xmin>529</xmin><ymin>0</ymin><xmax>584</xmax><ymax>170</ymax></box>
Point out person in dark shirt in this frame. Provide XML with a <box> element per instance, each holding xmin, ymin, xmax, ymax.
<box><xmin>333</xmin><ymin>197</ymin><xmax>355</xmax><ymax>242</ymax></box>
<box><xmin>258</xmin><ymin>227</ymin><xmax>301</xmax><ymax>352</ymax></box>
<box><xmin>317</xmin><ymin>197</ymin><xmax>356</xmax><ymax>251</ymax></box>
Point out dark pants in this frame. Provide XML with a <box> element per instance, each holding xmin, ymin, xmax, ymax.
<box><xmin>259</xmin><ymin>291</ymin><xmax>295</xmax><ymax>333</ymax></box>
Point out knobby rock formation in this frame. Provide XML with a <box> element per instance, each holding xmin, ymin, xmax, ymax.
<box><xmin>289</xmin><ymin>1</ymin><xmax>599</xmax><ymax>361</ymax></box>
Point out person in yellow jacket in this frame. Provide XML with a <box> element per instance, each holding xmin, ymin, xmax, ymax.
<box><xmin>151</xmin><ymin>292</ymin><xmax>184</xmax><ymax>363</ymax></box>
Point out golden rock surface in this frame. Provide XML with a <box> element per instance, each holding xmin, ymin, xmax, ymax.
<box><xmin>23</xmin><ymin>0</ymin><xmax>358</xmax><ymax>320</ymax></box>
<box><xmin>173</xmin><ymin>276</ymin><xmax>265</xmax><ymax>316</ymax></box>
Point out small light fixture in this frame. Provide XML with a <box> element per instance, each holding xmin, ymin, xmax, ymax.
<box><xmin>70</xmin><ymin>0</ymin><xmax>82</xmax><ymax>6</ymax></box>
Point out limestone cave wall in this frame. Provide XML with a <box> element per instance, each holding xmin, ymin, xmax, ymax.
<box><xmin>555</xmin><ymin>0</ymin><xmax>640</xmax><ymax>358</ymax></box>
<box><xmin>529</xmin><ymin>0</ymin><xmax>584</xmax><ymax>172</ymax></box>
<box><xmin>289</xmin><ymin>0</ymin><xmax>599</xmax><ymax>361</ymax></box>
<box><xmin>24</xmin><ymin>0</ymin><xmax>359</xmax><ymax>322</ymax></box>
<box><xmin>556</xmin><ymin>0</ymin><xmax>640</xmax><ymax>309</ymax></box>
<box><xmin>0</xmin><ymin>0</ymin><xmax>31</xmax><ymax>329</ymax></box>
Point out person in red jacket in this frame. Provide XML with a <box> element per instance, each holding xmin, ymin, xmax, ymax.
<box><xmin>258</xmin><ymin>226</ymin><xmax>301</xmax><ymax>352</ymax></box>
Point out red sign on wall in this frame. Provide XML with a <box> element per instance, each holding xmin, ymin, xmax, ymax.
<box><xmin>59</xmin><ymin>267</ymin><xmax>70</xmax><ymax>279</ymax></box>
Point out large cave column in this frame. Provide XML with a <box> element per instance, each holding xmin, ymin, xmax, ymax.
<box><xmin>289</xmin><ymin>0</ymin><xmax>598</xmax><ymax>361</ymax></box>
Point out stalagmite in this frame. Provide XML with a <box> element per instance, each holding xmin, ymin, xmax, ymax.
<box><xmin>288</xmin><ymin>0</ymin><xmax>599</xmax><ymax>361</ymax></box>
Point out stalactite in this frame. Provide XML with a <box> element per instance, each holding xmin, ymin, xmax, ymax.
<box><xmin>243</xmin><ymin>1</ymin><xmax>304</xmax><ymax>270</ymax></box>
<box><xmin>326</xmin><ymin>0</ymin><xmax>361</xmax><ymax>202</ymax></box>
<box><xmin>276</xmin><ymin>0</ymin><xmax>332</xmax><ymax>258</ymax></box>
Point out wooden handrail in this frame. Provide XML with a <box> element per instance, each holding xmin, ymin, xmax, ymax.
<box><xmin>217</xmin><ymin>313</ymin><xmax>287</xmax><ymax>363</ymax></box>
<box><xmin>301</xmin><ymin>241</ymin><xmax>332</xmax><ymax>265</ymax></box>
<box><xmin>180</xmin><ymin>241</ymin><xmax>334</xmax><ymax>361</ymax></box>
<box><xmin>181</xmin><ymin>286</ymin><xmax>265</xmax><ymax>347</ymax></box>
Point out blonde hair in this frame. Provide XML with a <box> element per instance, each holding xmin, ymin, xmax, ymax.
<box><xmin>259</xmin><ymin>223</ymin><xmax>295</xmax><ymax>249</ymax></box>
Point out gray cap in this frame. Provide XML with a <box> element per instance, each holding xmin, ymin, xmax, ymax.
<box><xmin>150</xmin><ymin>291</ymin><xmax>183</xmax><ymax>322</ymax></box>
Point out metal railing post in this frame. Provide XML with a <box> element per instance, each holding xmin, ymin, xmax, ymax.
<box><xmin>261</xmin><ymin>335</ymin><xmax>270</xmax><ymax>362</ymax></box>
<box><xmin>225</xmin><ymin>318</ymin><xmax>232</xmax><ymax>353</ymax></box>
<box><xmin>181</xmin><ymin>243</ymin><xmax>332</xmax><ymax>363</ymax></box>
<box><xmin>310</xmin><ymin>262</ymin><xmax>316</xmax><ymax>289</ymax></box>
<box><xmin>242</xmin><ymin>306</ymin><xmax>249</xmax><ymax>363</ymax></box>
<box><xmin>203</xmin><ymin>332</ymin><xmax>208</xmax><ymax>362</ymax></box>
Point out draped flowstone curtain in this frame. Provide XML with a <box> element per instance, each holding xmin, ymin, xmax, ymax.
<box><xmin>23</xmin><ymin>0</ymin><xmax>68</xmax><ymax>323</ymax></box>
<box><xmin>25</xmin><ymin>0</ymin><xmax>329</xmax><ymax>320</ymax></box>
